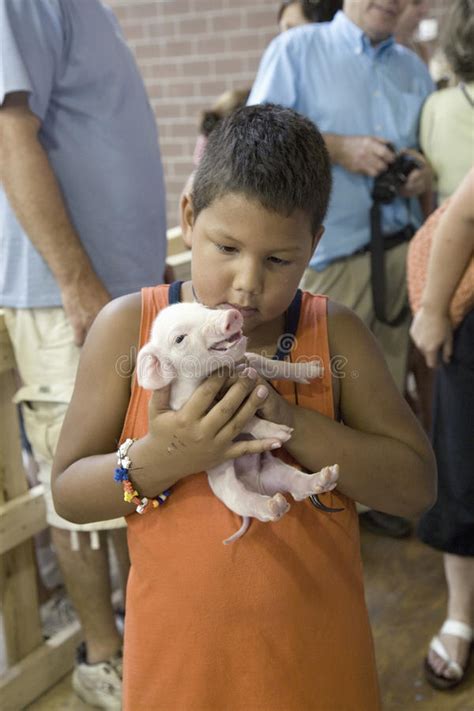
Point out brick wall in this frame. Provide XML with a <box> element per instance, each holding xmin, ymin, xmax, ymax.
<box><xmin>106</xmin><ymin>0</ymin><xmax>453</xmax><ymax>227</ymax></box>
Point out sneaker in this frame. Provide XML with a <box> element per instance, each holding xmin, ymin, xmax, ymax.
<box><xmin>72</xmin><ymin>642</ymin><xmax>123</xmax><ymax>710</ymax></box>
<box><xmin>40</xmin><ymin>586</ymin><xmax>77</xmax><ymax>639</ymax></box>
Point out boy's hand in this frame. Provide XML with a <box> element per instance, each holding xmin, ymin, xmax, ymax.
<box><xmin>226</xmin><ymin>369</ymin><xmax>295</xmax><ymax>430</ymax></box>
<box><xmin>254</xmin><ymin>375</ymin><xmax>295</xmax><ymax>430</ymax></box>
<box><xmin>139</xmin><ymin>369</ymin><xmax>283</xmax><ymax>495</ymax></box>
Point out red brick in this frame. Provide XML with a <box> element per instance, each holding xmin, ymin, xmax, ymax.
<box><xmin>134</xmin><ymin>42</ymin><xmax>162</xmax><ymax>60</ymax></box>
<box><xmin>194</xmin><ymin>35</ymin><xmax>228</xmax><ymax>54</ymax></box>
<box><xmin>198</xmin><ymin>78</ymin><xmax>230</xmax><ymax>96</ymax></box>
<box><xmin>209</xmin><ymin>12</ymin><xmax>243</xmax><ymax>34</ymax></box>
<box><xmin>227</xmin><ymin>32</ymin><xmax>268</xmax><ymax>52</ymax></box>
<box><xmin>158</xmin><ymin>0</ymin><xmax>192</xmax><ymax>16</ymax></box>
<box><xmin>120</xmin><ymin>22</ymin><xmax>146</xmax><ymax>41</ymax></box>
<box><xmin>167</xmin><ymin>82</ymin><xmax>197</xmax><ymax>99</ymax></box>
<box><xmin>161</xmin><ymin>37</ymin><xmax>193</xmax><ymax>56</ymax></box>
<box><xmin>145</xmin><ymin>18</ymin><xmax>177</xmax><ymax>40</ymax></box>
<box><xmin>180</xmin><ymin>59</ymin><xmax>214</xmax><ymax>77</ymax></box>
<box><xmin>189</xmin><ymin>0</ymin><xmax>228</xmax><ymax>11</ymax></box>
<box><xmin>243</xmin><ymin>8</ymin><xmax>277</xmax><ymax>30</ymax></box>
<box><xmin>213</xmin><ymin>56</ymin><xmax>246</xmax><ymax>75</ymax></box>
<box><xmin>178</xmin><ymin>16</ymin><xmax>209</xmax><ymax>36</ymax></box>
<box><xmin>126</xmin><ymin>2</ymin><xmax>158</xmax><ymax>20</ymax></box>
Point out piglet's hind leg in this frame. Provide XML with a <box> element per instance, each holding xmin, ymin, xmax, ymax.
<box><xmin>207</xmin><ymin>462</ymin><xmax>290</xmax><ymax>522</ymax></box>
<box><xmin>255</xmin><ymin>453</ymin><xmax>339</xmax><ymax>500</ymax></box>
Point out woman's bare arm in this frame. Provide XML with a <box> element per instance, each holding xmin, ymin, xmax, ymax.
<box><xmin>410</xmin><ymin>169</ymin><xmax>474</xmax><ymax>367</ymax></box>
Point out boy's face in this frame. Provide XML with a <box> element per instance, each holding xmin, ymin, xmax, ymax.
<box><xmin>182</xmin><ymin>192</ymin><xmax>322</xmax><ymax>338</ymax></box>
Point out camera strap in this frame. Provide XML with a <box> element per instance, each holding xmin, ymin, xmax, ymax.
<box><xmin>370</xmin><ymin>202</ymin><xmax>413</xmax><ymax>327</ymax></box>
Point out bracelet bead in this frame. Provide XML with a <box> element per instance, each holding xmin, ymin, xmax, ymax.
<box><xmin>115</xmin><ymin>438</ymin><xmax>171</xmax><ymax>514</ymax></box>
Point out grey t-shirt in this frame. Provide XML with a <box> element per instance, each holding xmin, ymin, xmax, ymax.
<box><xmin>0</xmin><ymin>0</ymin><xmax>167</xmax><ymax>307</ymax></box>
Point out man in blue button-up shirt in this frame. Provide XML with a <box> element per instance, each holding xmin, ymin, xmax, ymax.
<box><xmin>249</xmin><ymin>0</ymin><xmax>434</xmax><ymax>539</ymax></box>
<box><xmin>248</xmin><ymin>0</ymin><xmax>434</xmax><ymax>390</ymax></box>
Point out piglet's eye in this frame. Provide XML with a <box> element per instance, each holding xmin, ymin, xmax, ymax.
<box><xmin>175</xmin><ymin>334</ymin><xmax>186</xmax><ymax>344</ymax></box>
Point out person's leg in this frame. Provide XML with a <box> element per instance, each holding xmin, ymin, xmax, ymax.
<box><xmin>300</xmin><ymin>254</ymin><xmax>373</xmax><ymax>328</ymax></box>
<box><xmin>52</xmin><ymin>527</ymin><xmax>122</xmax><ymax>662</ymax></box>
<box><xmin>421</xmin><ymin>311</ymin><xmax>474</xmax><ymax>687</ymax></box>
<box><xmin>370</xmin><ymin>242</ymin><xmax>411</xmax><ymax>393</ymax></box>
<box><xmin>428</xmin><ymin>553</ymin><xmax>474</xmax><ymax>678</ymax></box>
<box><xmin>3</xmin><ymin>308</ymin><xmax>127</xmax><ymax>660</ymax></box>
<box><xmin>302</xmin><ymin>245</ymin><xmax>412</xmax><ymax>392</ymax></box>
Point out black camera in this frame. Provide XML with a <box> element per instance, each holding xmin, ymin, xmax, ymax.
<box><xmin>372</xmin><ymin>143</ymin><xmax>421</xmax><ymax>203</ymax></box>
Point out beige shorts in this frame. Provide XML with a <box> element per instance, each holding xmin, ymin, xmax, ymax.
<box><xmin>300</xmin><ymin>242</ymin><xmax>410</xmax><ymax>392</ymax></box>
<box><xmin>3</xmin><ymin>307</ymin><xmax>126</xmax><ymax>533</ymax></box>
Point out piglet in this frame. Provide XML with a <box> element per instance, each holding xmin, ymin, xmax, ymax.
<box><xmin>137</xmin><ymin>302</ymin><xmax>339</xmax><ymax>544</ymax></box>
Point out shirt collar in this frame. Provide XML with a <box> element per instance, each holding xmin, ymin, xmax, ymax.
<box><xmin>332</xmin><ymin>10</ymin><xmax>395</xmax><ymax>58</ymax></box>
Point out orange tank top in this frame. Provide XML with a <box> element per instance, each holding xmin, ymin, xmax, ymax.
<box><xmin>121</xmin><ymin>285</ymin><xmax>381</xmax><ymax>711</ymax></box>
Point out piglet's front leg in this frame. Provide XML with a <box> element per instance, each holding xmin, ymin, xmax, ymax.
<box><xmin>245</xmin><ymin>353</ymin><xmax>323</xmax><ymax>383</ymax></box>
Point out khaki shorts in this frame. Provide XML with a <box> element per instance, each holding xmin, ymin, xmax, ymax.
<box><xmin>300</xmin><ymin>242</ymin><xmax>410</xmax><ymax>392</ymax></box>
<box><xmin>3</xmin><ymin>307</ymin><xmax>125</xmax><ymax>532</ymax></box>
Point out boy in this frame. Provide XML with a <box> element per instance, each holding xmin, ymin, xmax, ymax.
<box><xmin>52</xmin><ymin>105</ymin><xmax>436</xmax><ymax>710</ymax></box>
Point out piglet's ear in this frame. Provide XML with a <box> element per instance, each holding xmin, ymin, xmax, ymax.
<box><xmin>136</xmin><ymin>343</ymin><xmax>176</xmax><ymax>391</ymax></box>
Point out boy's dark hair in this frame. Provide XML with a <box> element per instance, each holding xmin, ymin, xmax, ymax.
<box><xmin>192</xmin><ymin>104</ymin><xmax>332</xmax><ymax>233</ymax></box>
<box><xmin>442</xmin><ymin>0</ymin><xmax>474</xmax><ymax>83</ymax></box>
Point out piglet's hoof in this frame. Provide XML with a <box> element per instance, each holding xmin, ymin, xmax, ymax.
<box><xmin>268</xmin><ymin>493</ymin><xmax>290</xmax><ymax>520</ymax></box>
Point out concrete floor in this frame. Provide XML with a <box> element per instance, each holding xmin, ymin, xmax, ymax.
<box><xmin>27</xmin><ymin>526</ymin><xmax>474</xmax><ymax>711</ymax></box>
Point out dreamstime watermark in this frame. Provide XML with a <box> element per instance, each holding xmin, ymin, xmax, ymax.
<box><xmin>114</xmin><ymin>334</ymin><xmax>359</xmax><ymax>381</ymax></box>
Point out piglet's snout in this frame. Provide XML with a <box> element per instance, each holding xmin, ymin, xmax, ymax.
<box><xmin>222</xmin><ymin>309</ymin><xmax>243</xmax><ymax>334</ymax></box>
<box><xmin>204</xmin><ymin>309</ymin><xmax>245</xmax><ymax>351</ymax></box>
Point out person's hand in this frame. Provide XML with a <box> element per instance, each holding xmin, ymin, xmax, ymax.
<box><xmin>61</xmin><ymin>268</ymin><xmax>111</xmax><ymax>346</ymax></box>
<box><xmin>410</xmin><ymin>306</ymin><xmax>453</xmax><ymax>368</ymax></box>
<box><xmin>337</xmin><ymin>136</ymin><xmax>395</xmax><ymax>177</ymax></box>
<box><xmin>223</xmin><ymin>367</ymin><xmax>295</xmax><ymax>430</ymax></box>
<box><xmin>252</xmin><ymin>376</ymin><xmax>295</xmax><ymax>430</ymax></box>
<box><xmin>399</xmin><ymin>149</ymin><xmax>433</xmax><ymax>198</ymax></box>
<box><xmin>137</xmin><ymin>368</ymin><xmax>284</xmax><ymax>496</ymax></box>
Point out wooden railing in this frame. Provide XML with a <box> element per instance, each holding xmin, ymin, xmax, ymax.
<box><xmin>0</xmin><ymin>313</ymin><xmax>82</xmax><ymax>711</ymax></box>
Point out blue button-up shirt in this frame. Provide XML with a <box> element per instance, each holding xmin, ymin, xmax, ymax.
<box><xmin>248</xmin><ymin>11</ymin><xmax>434</xmax><ymax>270</ymax></box>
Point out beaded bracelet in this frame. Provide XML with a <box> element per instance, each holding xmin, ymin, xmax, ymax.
<box><xmin>114</xmin><ymin>438</ymin><xmax>171</xmax><ymax>515</ymax></box>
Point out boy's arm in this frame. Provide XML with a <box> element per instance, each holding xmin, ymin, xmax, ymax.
<box><xmin>259</xmin><ymin>303</ymin><xmax>436</xmax><ymax>516</ymax></box>
<box><xmin>51</xmin><ymin>293</ymin><xmax>146</xmax><ymax>523</ymax></box>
